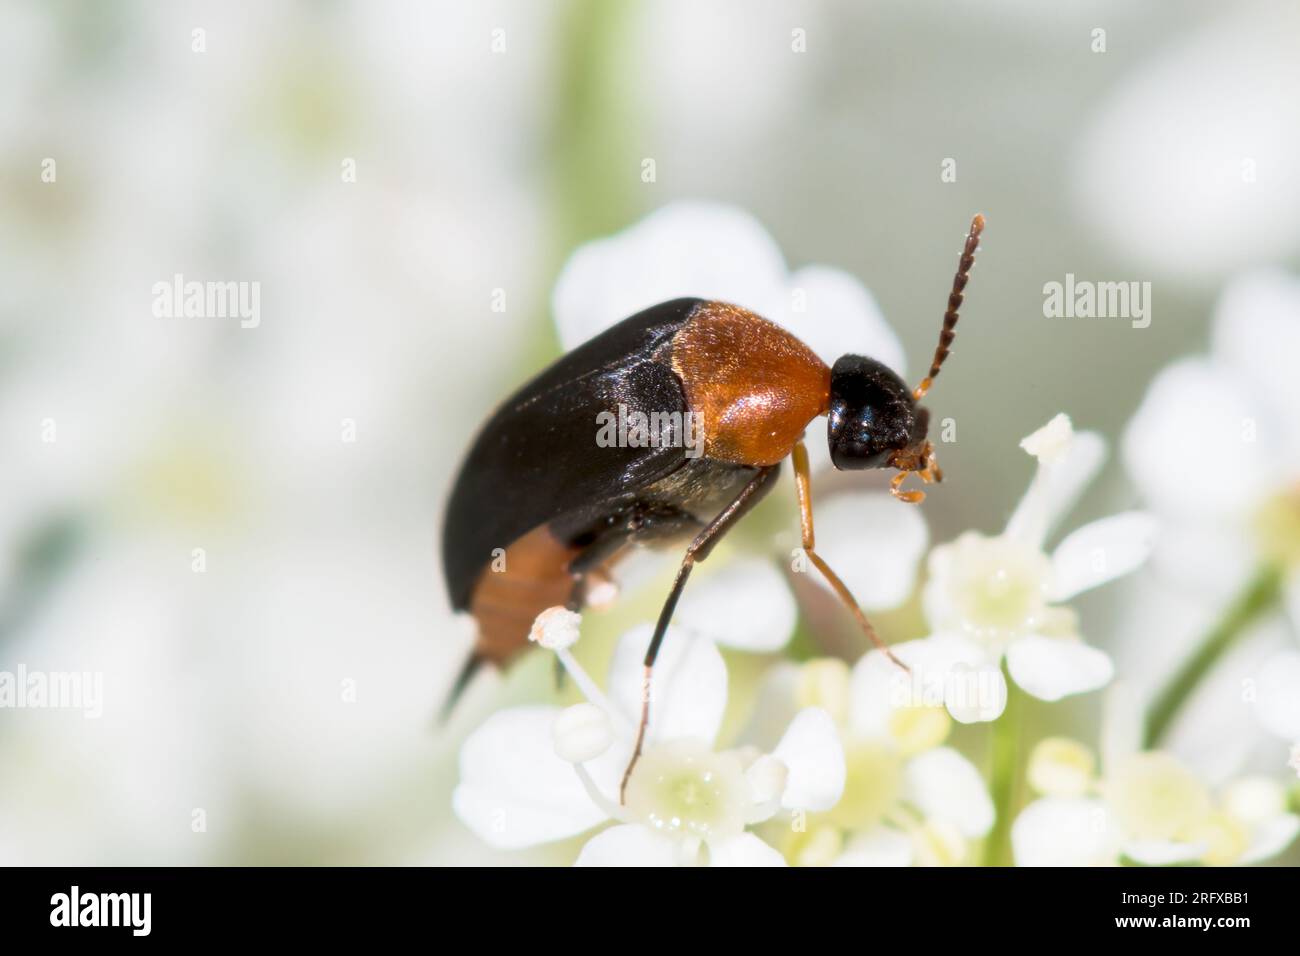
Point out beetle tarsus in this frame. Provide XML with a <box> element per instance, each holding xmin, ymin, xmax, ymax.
<box><xmin>620</xmin><ymin>666</ymin><xmax>654</xmax><ymax>802</ymax></box>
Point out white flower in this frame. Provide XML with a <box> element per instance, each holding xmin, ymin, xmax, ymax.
<box><xmin>1071</xmin><ymin>5</ymin><xmax>1300</xmax><ymax>285</ymax></box>
<box><xmin>452</xmin><ymin>612</ymin><xmax>845</xmax><ymax>866</ymax></box>
<box><xmin>544</xmin><ymin>202</ymin><xmax>930</xmax><ymax>651</ymax></box>
<box><xmin>1254</xmin><ymin>649</ymin><xmax>1300</xmax><ymax>746</ymax></box>
<box><xmin>1011</xmin><ymin>688</ymin><xmax>1300</xmax><ymax>866</ymax></box>
<box><xmin>898</xmin><ymin>414</ymin><xmax>1155</xmax><ymax>721</ymax></box>
<box><xmin>746</xmin><ymin>657</ymin><xmax>993</xmax><ymax>866</ymax></box>
<box><xmin>529</xmin><ymin>606</ymin><xmax>582</xmax><ymax>651</ymax></box>
<box><xmin>1123</xmin><ymin>271</ymin><xmax>1300</xmax><ymax>752</ymax></box>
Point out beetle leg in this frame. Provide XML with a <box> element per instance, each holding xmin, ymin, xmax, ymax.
<box><xmin>890</xmin><ymin>470</ymin><xmax>926</xmax><ymax>504</ymax></box>
<box><xmin>619</xmin><ymin>464</ymin><xmax>780</xmax><ymax>803</ymax></box>
<box><xmin>924</xmin><ymin>456</ymin><xmax>944</xmax><ymax>484</ymax></box>
<box><xmin>795</xmin><ymin>442</ymin><xmax>910</xmax><ymax>669</ymax></box>
<box><xmin>922</xmin><ymin>442</ymin><xmax>943</xmax><ymax>484</ymax></box>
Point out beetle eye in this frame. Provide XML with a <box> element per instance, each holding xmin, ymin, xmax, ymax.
<box><xmin>828</xmin><ymin>421</ymin><xmax>895</xmax><ymax>470</ymax></box>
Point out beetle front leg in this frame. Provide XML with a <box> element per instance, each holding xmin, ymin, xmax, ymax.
<box><xmin>795</xmin><ymin>441</ymin><xmax>910</xmax><ymax>668</ymax></box>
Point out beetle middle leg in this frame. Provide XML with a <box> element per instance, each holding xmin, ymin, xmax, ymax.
<box><xmin>618</xmin><ymin>464</ymin><xmax>780</xmax><ymax>802</ymax></box>
<box><xmin>794</xmin><ymin>440</ymin><xmax>909</xmax><ymax>669</ymax></box>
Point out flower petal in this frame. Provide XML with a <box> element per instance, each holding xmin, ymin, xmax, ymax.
<box><xmin>551</xmin><ymin>201</ymin><xmax>787</xmax><ymax>350</ymax></box>
<box><xmin>452</xmin><ymin>706</ymin><xmax>606</xmax><ymax>849</ymax></box>
<box><xmin>1122</xmin><ymin>840</ymin><xmax>1207</xmax><ymax>867</ymax></box>
<box><xmin>707</xmin><ymin>832</ymin><xmax>788</xmax><ymax>867</ymax></box>
<box><xmin>737</xmin><ymin>662</ymin><xmax>801</xmax><ymax>751</ymax></box>
<box><xmin>810</xmin><ymin>491</ymin><xmax>928</xmax><ymax>611</ymax></box>
<box><xmin>1122</xmin><ymin>358</ymin><xmax>1269</xmax><ymax>520</ymax></box>
<box><xmin>774</xmin><ymin>265</ymin><xmax>906</xmax><ymax>375</ymax></box>
<box><xmin>833</xmin><ymin>826</ymin><xmax>915</xmax><ymax>867</ymax></box>
<box><xmin>773</xmin><ymin>707</ymin><xmax>845</xmax><ymax>811</ymax></box>
<box><xmin>608</xmin><ymin>625</ymin><xmax>726</xmax><ymax>747</ymax></box>
<box><xmin>1005</xmin><ymin>429</ymin><xmax>1106</xmax><ymax>546</ymax></box>
<box><xmin>1012</xmin><ymin>797</ymin><xmax>1115</xmax><ymax>866</ymax></box>
<box><xmin>675</xmin><ymin>557</ymin><xmax>797</xmax><ymax>652</ymax></box>
<box><xmin>574</xmin><ymin>824</ymin><xmax>680</xmax><ymax>867</ymax></box>
<box><xmin>943</xmin><ymin>660</ymin><xmax>1009</xmax><ymax>725</ymax></box>
<box><xmin>849</xmin><ymin>633</ymin><xmax>996</xmax><ymax>735</ymax></box>
<box><xmin>1238</xmin><ymin>813</ymin><xmax>1300</xmax><ymax>865</ymax></box>
<box><xmin>1254</xmin><ymin>650</ymin><xmax>1300</xmax><ymax>741</ymax></box>
<box><xmin>905</xmin><ymin>747</ymin><xmax>995</xmax><ymax>838</ymax></box>
<box><xmin>1212</xmin><ymin>270</ymin><xmax>1300</xmax><ymax>453</ymax></box>
<box><xmin>1005</xmin><ymin>635</ymin><xmax>1114</xmax><ymax>701</ymax></box>
<box><xmin>1071</xmin><ymin>8</ymin><xmax>1300</xmax><ymax>283</ymax></box>
<box><xmin>1049</xmin><ymin>511</ymin><xmax>1158</xmax><ymax>601</ymax></box>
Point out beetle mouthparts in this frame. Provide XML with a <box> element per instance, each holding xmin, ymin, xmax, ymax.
<box><xmin>889</xmin><ymin>442</ymin><xmax>942</xmax><ymax>504</ymax></box>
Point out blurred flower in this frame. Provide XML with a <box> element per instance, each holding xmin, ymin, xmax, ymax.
<box><xmin>0</xmin><ymin>0</ymin><xmax>553</xmax><ymax>865</ymax></box>
<box><xmin>1072</xmin><ymin>3</ymin><xmax>1300</xmax><ymax>284</ymax></box>
<box><xmin>752</xmin><ymin>657</ymin><xmax>993</xmax><ymax>866</ymax></box>
<box><xmin>1123</xmin><ymin>271</ymin><xmax>1300</xmax><ymax>752</ymax></box>
<box><xmin>452</xmin><ymin>611</ymin><xmax>845</xmax><ymax>866</ymax></box>
<box><xmin>895</xmin><ymin>414</ymin><xmax>1154</xmax><ymax>722</ymax></box>
<box><xmin>1254</xmin><ymin>649</ymin><xmax>1300</xmax><ymax>758</ymax></box>
<box><xmin>1124</xmin><ymin>272</ymin><xmax>1300</xmax><ymax>594</ymax></box>
<box><xmin>1012</xmin><ymin>689</ymin><xmax>1300</xmax><ymax>866</ymax></box>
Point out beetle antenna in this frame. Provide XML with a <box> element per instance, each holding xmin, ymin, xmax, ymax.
<box><xmin>913</xmin><ymin>213</ymin><xmax>984</xmax><ymax>401</ymax></box>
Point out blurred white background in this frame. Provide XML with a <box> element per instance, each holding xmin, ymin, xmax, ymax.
<box><xmin>1</xmin><ymin>0</ymin><xmax>1298</xmax><ymax>864</ymax></box>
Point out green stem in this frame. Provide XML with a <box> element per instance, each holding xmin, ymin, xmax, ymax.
<box><xmin>985</xmin><ymin>666</ymin><xmax>1022</xmax><ymax>866</ymax></box>
<box><xmin>1143</xmin><ymin>563</ymin><xmax>1284</xmax><ymax>749</ymax></box>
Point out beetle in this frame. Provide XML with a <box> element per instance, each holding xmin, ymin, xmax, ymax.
<box><xmin>442</xmin><ymin>213</ymin><xmax>984</xmax><ymax>795</ymax></box>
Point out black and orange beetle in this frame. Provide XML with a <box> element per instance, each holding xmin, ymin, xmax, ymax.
<box><xmin>443</xmin><ymin>214</ymin><xmax>984</xmax><ymax>793</ymax></box>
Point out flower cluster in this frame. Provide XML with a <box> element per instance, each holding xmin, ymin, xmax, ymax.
<box><xmin>884</xmin><ymin>412</ymin><xmax>1156</xmax><ymax>724</ymax></box>
<box><xmin>454</xmin><ymin>609</ymin><xmax>844</xmax><ymax>866</ymax></box>
<box><xmin>1013</xmin><ymin>689</ymin><xmax>1300</xmax><ymax>866</ymax></box>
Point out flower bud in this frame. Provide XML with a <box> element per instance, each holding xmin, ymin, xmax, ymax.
<box><xmin>528</xmin><ymin>606</ymin><xmax>581</xmax><ymax>650</ymax></box>
<box><xmin>1020</xmin><ymin>412</ymin><xmax>1074</xmax><ymax>465</ymax></box>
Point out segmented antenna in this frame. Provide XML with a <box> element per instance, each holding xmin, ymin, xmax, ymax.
<box><xmin>913</xmin><ymin>213</ymin><xmax>984</xmax><ymax>401</ymax></box>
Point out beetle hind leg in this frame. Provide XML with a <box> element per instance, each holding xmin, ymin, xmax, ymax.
<box><xmin>618</xmin><ymin>465</ymin><xmax>780</xmax><ymax>802</ymax></box>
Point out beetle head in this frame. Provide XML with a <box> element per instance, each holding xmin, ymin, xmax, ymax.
<box><xmin>827</xmin><ymin>355</ymin><xmax>928</xmax><ymax>470</ymax></box>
